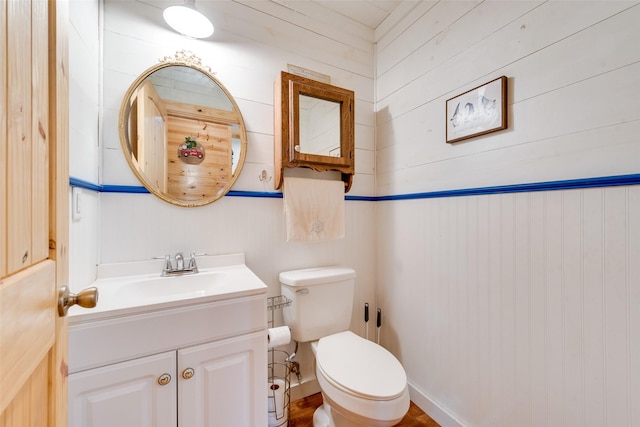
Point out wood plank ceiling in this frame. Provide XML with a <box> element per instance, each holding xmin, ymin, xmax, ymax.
<box><xmin>300</xmin><ymin>0</ymin><xmax>403</xmax><ymax>29</ymax></box>
<box><xmin>138</xmin><ymin>1</ymin><xmax>412</xmax><ymax>44</ymax></box>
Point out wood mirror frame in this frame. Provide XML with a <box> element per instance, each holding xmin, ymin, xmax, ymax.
<box><xmin>274</xmin><ymin>71</ymin><xmax>355</xmax><ymax>192</ymax></box>
<box><xmin>118</xmin><ymin>51</ymin><xmax>247</xmax><ymax>207</ymax></box>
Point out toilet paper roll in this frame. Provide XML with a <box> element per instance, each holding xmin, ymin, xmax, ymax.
<box><xmin>268</xmin><ymin>379</ymin><xmax>288</xmax><ymax>426</ymax></box>
<box><xmin>267</xmin><ymin>326</ymin><xmax>291</xmax><ymax>349</ymax></box>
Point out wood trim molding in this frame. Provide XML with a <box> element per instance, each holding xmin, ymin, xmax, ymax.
<box><xmin>48</xmin><ymin>1</ymin><xmax>70</xmax><ymax>425</ymax></box>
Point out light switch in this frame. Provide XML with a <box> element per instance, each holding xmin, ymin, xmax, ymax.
<box><xmin>72</xmin><ymin>187</ymin><xmax>82</xmax><ymax>222</ymax></box>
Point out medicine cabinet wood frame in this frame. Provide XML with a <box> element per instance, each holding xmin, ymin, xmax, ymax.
<box><xmin>274</xmin><ymin>71</ymin><xmax>355</xmax><ymax>192</ymax></box>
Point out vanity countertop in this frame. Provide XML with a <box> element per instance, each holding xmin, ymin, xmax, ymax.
<box><xmin>68</xmin><ymin>253</ymin><xmax>267</xmax><ymax>324</ymax></box>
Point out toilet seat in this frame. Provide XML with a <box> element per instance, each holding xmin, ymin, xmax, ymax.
<box><xmin>315</xmin><ymin>331</ymin><xmax>407</xmax><ymax>401</ymax></box>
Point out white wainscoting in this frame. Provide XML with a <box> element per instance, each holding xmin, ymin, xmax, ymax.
<box><xmin>98</xmin><ymin>193</ymin><xmax>377</xmax><ymax>386</ymax></box>
<box><xmin>376</xmin><ymin>185</ymin><xmax>640</xmax><ymax>427</ymax></box>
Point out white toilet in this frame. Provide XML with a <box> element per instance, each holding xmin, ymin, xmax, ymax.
<box><xmin>280</xmin><ymin>266</ymin><xmax>410</xmax><ymax>427</ymax></box>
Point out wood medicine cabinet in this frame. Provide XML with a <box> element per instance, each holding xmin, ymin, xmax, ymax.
<box><xmin>274</xmin><ymin>71</ymin><xmax>355</xmax><ymax>192</ymax></box>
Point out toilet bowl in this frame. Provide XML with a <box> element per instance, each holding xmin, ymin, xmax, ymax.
<box><xmin>311</xmin><ymin>331</ymin><xmax>410</xmax><ymax>427</ymax></box>
<box><xmin>280</xmin><ymin>266</ymin><xmax>410</xmax><ymax>426</ymax></box>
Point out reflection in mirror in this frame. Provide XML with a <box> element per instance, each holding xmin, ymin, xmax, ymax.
<box><xmin>119</xmin><ymin>51</ymin><xmax>247</xmax><ymax>207</ymax></box>
<box><xmin>298</xmin><ymin>95</ymin><xmax>340</xmax><ymax>156</ymax></box>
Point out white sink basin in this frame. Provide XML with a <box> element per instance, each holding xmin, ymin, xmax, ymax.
<box><xmin>68</xmin><ymin>253</ymin><xmax>267</xmax><ymax>323</ymax></box>
<box><xmin>116</xmin><ymin>272</ymin><xmax>228</xmax><ymax>300</ymax></box>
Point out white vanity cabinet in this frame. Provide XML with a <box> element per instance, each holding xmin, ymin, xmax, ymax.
<box><xmin>69</xmin><ymin>291</ymin><xmax>268</xmax><ymax>427</ymax></box>
<box><xmin>178</xmin><ymin>331</ymin><xmax>266</xmax><ymax>426</ymax></box>
<box><xmin>69</xmin><ymin>351</ymin><xmax>177</xmax><ymax>427</ymax></box>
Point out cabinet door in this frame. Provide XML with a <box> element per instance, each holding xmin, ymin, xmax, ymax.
<box><xmin>69</xmin><ymin>351</ymin><xmax>177</xmax><ymax>427</ymax></box>
<box><xmin>178</xmin><ymin>331</ymin><xmax>267</xmax><ymax>427</ymax></box>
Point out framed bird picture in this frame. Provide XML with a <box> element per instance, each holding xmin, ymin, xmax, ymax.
<box><xmin>446</xmin><ymin>76</ymin><xmax>507</xmax><ymax>144</ymax></box>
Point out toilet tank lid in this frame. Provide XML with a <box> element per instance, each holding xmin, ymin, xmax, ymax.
<box><xmin>279</xmin><ymin>266</ymin><xmax>356</xmax><ymax>287</ymax></box>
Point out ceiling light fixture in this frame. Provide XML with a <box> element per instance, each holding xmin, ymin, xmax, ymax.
<box><xmin>163</xmin><ymin>0</ymin><xmax>214</xmax><ymax>39</ymax></box>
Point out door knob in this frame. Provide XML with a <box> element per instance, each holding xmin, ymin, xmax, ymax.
<box><xmin>57</xmin><ymin>286</ymin><xmax>98</xmax><ymax>317</ymax></box>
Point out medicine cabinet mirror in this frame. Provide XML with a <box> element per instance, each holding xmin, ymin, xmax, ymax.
<box><xmin>118</xmin><ymin>51</ymin><xmax>247</xmax><ymax>207</ymax></box>
<box><xmin>274</xmin><ymin>71</ymin><xmax>354</xmax><ymax>192</ymax></box>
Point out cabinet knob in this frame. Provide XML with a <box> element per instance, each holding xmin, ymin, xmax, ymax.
<box><xmin>182</xmin><ymin>368</ymin><xmax>195</xmax><ymax>380</ymax></box>
<box><xmin>158</xmin><ymin>373</ymin><xmax>171</xmax><ymax>386</ymax></box>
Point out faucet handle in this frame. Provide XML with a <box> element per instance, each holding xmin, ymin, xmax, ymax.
<box><xmin>187</xmin><ymin>252</ymin><xmax>201</xmax><ymax>272</ymax></box>
<box><xmin>153</xmin><ymin>255</ymin><xmax>173</xmax><ymax>273</ymax></box>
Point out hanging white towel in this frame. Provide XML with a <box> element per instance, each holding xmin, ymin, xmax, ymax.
<box><xmin>283</xmin><ymin>177</ymin><xmax>345</xmax><ymax>241</ymax></box>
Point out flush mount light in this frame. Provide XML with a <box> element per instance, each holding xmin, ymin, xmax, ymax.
<box><xmin>163</xmin><ymin>0</ymin><xmax>214</xmax><ymax>39</ymax></box>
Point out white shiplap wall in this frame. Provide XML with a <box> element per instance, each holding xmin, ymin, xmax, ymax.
<box><xmin>376</xmin><ymin>1</ymin><xmax>640</xmax><ymax>195</ymax></box>
<box><xmin>376</xmin><ymin>2</ymin><xmax>640</xmax><ymax>426</ymax></box>
<box><xmin>101</xmin><ymin>0</ymin><xmax>376</xmax><ymax>196</ymax></box>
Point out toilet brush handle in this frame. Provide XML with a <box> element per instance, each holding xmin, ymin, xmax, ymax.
<box><xmin>364</xmin><ymin>303</ymin><xmax>369</xmax><ymax>340</ymax></box>
<box><xmin>376</xmin><ymin>309</ymin><xmax>381</xmax><ymax>344</ymax></box>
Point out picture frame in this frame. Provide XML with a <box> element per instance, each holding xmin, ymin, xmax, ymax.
<box><xmin>446</xmin><ymin>76</ymin><xmax>507</xmax><ymax>144</ymax></box>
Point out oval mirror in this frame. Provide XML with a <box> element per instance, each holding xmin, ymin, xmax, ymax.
<box><xmin>118</xmin><ymin>51</ymin><xmax>247</xmax><ymax>207</ymax></box>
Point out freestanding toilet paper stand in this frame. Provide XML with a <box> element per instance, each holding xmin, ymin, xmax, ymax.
<box><xmin>267</xmin><ymin>295</ymin><xmax>293</xmax><ymax>427</ymax></box>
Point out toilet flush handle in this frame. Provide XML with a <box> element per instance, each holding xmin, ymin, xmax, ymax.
<box><xmin>296</xmin><ymin>288</ymin><xmax>309</xmax><ymax>295</ymax></box>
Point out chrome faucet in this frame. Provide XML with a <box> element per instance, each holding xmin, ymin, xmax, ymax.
<box><xmin>175</xmin><ymin>252</ymin><xmax>184</xmax><ymax>271</ymax></box>
<box><xmin>159</xmin><ymin>252</ymin><xmax>200</xmax><ymax>276</ymax></box>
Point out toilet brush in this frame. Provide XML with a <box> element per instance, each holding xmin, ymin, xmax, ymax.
<box><xmin>376</xmin><ymin>308</ymin><xmax>381</xmax><ymax>344</ymax></box>
<box><xmin>364</xmin><ymin>303</ymin><xmax>369</xmax><ymax>341</ymax></box>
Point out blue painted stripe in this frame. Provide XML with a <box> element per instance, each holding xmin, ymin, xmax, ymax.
<box><xmin>346</xmin><ymin>195</ymin><xmax>377</xmax><ymax>201</ymax></box>
<box><xmin>376</xmin><ymin>173</ymin><xmax>640</xmax><ymax>201</ymax></box>
<box><xmin>69</xmin><ymin>177</ymin><xmax>102</xmax><ymax>192</ymax></box>
<box><xmin>226</xmin><ymin>190</ymin><xmax>282</xmax><ymax>198</ymax></box>
<box><xmin>69</xmin><ymin>173</ymin><xmax>640</xmax><ymax>201</ymax></box>
<box><xmin>101</xmin><ymin>184</ymin><xmax>150</xmax><ymax>193</ymax></box>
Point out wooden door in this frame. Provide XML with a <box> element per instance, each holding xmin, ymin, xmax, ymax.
<box><xmin>136</xmin><ymin>80</ymin><xmax>168</xmax><ymax>193</ymax></box>
<box><xmin>68</xmin><ymin>351</ymin><xmax>177</xmax><ymax>427</ymax></box>
<box><xmin>0</xmin><ymin>1</ymin><xmax>69</xmax><ymax>426</ymax></box>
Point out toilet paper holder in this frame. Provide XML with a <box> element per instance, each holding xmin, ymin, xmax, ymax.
<box><xmin>267</xmin><ymin>295</ymin><xmax>293</xmax><ymax>427</ymax></box>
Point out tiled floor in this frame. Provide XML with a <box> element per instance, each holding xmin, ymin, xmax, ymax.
<box><xmin>288</xmin><ymin>392</ymin><xmax>441</xmax><ymax>427</ymax></box>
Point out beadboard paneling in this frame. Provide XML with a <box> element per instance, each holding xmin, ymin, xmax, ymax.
<box><xmin>98</xmin><ymin>193</ymin><xmax>377</xmax><ymax>385</ymax></box>
<box><xmin>377</xmin><ymin>186</ymin><xmax>640</xmax><ymax>427</ymax></box>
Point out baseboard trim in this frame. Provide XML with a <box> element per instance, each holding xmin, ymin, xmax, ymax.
<box><xmin>290</xmin><ymin>377</ymin><xmax>464</xmax><ymax>426</ymax></box>
<box><xmin>290</xmin><ymin>377</ymin><xmax>321</xmax><ymax>402</ymax></box>
<box><xmin>407</xmin><ymin>381</ymin><xmax>465</xmax><ymax>427</ymax></box>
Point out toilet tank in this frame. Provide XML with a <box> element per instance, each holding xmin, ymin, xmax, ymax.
<box><xmin>280</xmin><ymin>266</ymin><xmax>356</xmax><ymax>343</ymax></box>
